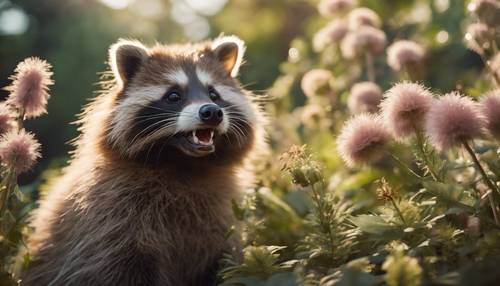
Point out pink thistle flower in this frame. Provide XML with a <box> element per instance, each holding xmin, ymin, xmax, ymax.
<box><xmin>313</xmin><ymin>20</ymin><xmax>349</xmax><ymax>51</ymax></box>
<box><xmin>337</xmin><ymin>113</ymin><xmax>391</xmax><ymax>167</ymax></box>
<box><xmin>425</xmin><ymin>92</ymin><xmax>486</xmax><ymax>151</ymax></box>
<box><xmin>348</xmin><ymin>7</ymin><xmax>381</xmax><ymax>29</ymax></box>
<box><xmin>318</xmin><ymin>0</ymin><xmax>356</xmax><ymax>16</ymax></box>
<box><xmin>0</xmin><ymin>104</ymin><xmax>16</xmax><ymax>136</ymax></box>
<box><xmin>464</xmin><ymin>23</ymin><xmax>494</xmax><ymax>54</ymax></box>
<box><xmin>340</xmin><ymin>26</ymin><xmax>386</xmax><ymax>59</ymax></box>
<box><xmin>348</xmin><ymin>82</ymin><xmax>383</xmax><ymax>114</ymax></box>
<box><xmin>0</xmin><ymin>129</ymin><xmax>41</xmax><ymax>174</ymax></box>
<box><xmin>381</xmin><ymin>82</ymin><xmax>433</xmax><ymax>140</ymax></box>
<box><xmin>301</xmin><ymin>69</ymin><xmax>333</xmax><ymax>97</ymax></box>
<box><xmin>5</xmin><ymin>57</ymin><xmax>53</xmax><ymax>118</ymax></box>
<box><xmin>387</xmin><ymin>40</ymin><xmax>425</xmax><ymax>71</ymax></box>
<box><xmin>480</xmin><ymin>90</ymin><xmax>500</xmax><ymax>141</ymax></box>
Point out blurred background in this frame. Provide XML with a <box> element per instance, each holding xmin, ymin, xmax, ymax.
<box><xmin>0</xmin><ymin>0</ymin><xmax>481</xmax><ymax>184</ymax></box>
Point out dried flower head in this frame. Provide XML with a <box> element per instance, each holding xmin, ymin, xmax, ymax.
<box><xmin>5</xmin><ymin>57</ymin><xmax>53</xmax><ymax>118</ymax></box>
<box><xmin>480</xmin><ymin>90</ymin><xmax>500</xmax><ymax>140</ymax></box>
<box><xmin>0</xmin><ymin>104</ymin><xmax>16</xmax><ymax>136</ymax></box>
<box><xmin>464</xmin><ymin>23</ymin><xmax>494</xmax><ymax>54</ymax></box>
<box><xmin>313</xmin><ymin>20</ymin><xmax>349</xmax><ymax>51</ymax></box>
<box><xmin>337</xmin><ymin>113</ymin><xmax>391</xmax><ymax>167</ymax></box>
<box><xmin>318</xmin><ymin>0</ymin><xmax>356</xmax><ymax>16</ymax></box>
<box><xmin>348</xmin><ymin>7</ymin><xmax>381</xmax><ymax>29</ymax></box>
<box><xmin>340</xmin><ymin>26</ymin><xmax>386</xmax><ymax>59</ymax></box>
<box><xmin>348</xmin><ymin>82</ymin><xmax>383</xmax><ymax>114</ymax></box>
<box><xmin>0</xmin><ymin>129</ymin><xmax>41</xmax><ymax>174</ymax></box>
<box><xmin>280</xmin><ymin>145</ymin><xmax>322</xmax><ymax>187</ymax></box>
<box><xmin>387</xmin><ymin>40</ymin><xmax>425</xmax><ymax>71</ymax></box>
<box><xmin>425</xmin><ymin>92</ymin><xmax>486</xmax><ymax>151</ymax></box>
<box><xmin>381</xmin><ymin>82</ymin><xmax>433</xmax><ymax>140</ymax></box>
<box><xmin>468</xmin><ymin>0</ymin><xmax>500</xmax><ymax>27</ymax></box>
<box><xmin>301</xmin><ymin>69</ymin><xmax>333</xmax><ymax>97</ymax></box>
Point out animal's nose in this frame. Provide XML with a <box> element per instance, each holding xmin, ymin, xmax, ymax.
<box><xmin>199</xmin><ymin>104</ymin><xmax>223</xmax><ymax>126</ymax></box>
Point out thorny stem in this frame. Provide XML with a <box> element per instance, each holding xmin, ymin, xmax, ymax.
<box><xmin>414</xmin><ymin>130</ymin><xmax>440</xmax><ymax>182</ymax></box>
<box><xmin>365</xmin><ymin>52</ymin><xmax>375</xmax><ymax>82</ymax></box>
<box><xmin>462</xmin><ymin>140</ymin><xmax>500</xmax><ymax>224</ymax></box>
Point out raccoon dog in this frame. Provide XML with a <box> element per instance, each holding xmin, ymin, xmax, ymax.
<box><xmin>22</xmin><ymin>36</ymin><xmax>264</xmax><ymax>286</ymax></box>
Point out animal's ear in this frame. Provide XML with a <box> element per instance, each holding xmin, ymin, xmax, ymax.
<box><xmin>109</xmin><ymin>39</ymin><xmax>148</xmax><ymax>86</ymax></box>
<box><xmin>211</xmin><ymin>36</ymin><xmax>246</xmax><ymax>78</ymax></box>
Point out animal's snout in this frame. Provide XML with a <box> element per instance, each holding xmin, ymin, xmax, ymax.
<box><xmin>199</xmin><ymin>104</ymin><xmax>223</xmax><ymax>126</ymax></box>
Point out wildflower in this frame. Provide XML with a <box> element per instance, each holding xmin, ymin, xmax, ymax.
<box><xmin>0</xmin><ymin>129</ymin><xmax>41</xmax><ymax>174</ymax></box>
<box><xmin>348</xmin><ymin>81</ymin><xmax>382</xmax><ymax>114</ymax></box>
<box><xmin>313</xmin><ymin>20</ymin><xmax>348</xmax><ymax>51</ymax></box>
<box><xmin>425</xmin><ymin>92</ymin><xmax>485</xmax><ymax>151</ymax></box>
<box><xmin>348</xmin><ymin>7</ymin><xmax>381</xmax><ymax>29</ymax></box>
<box><xmin>301</xmin><ymin>69</ymin><xmax>333</xmax><ymax>97</ymax></box>
<box><xmin>300</xmin><ymin>104</ymin><xmax>326</xmax><ymax>127</ymax></box>
<box><xmin>4</xmin><ymin>57</ymin><xmax>53</xmax><ymax>118</ymax></box>
<box><xmin>337</xmin><ymin>113</ymin><xmax>391</xmax><ymax>167</ymax></box>
<box><xmin>464</xmin><ymin>23</ymin><xmax>494</xmax><ymax>54</ymax></box>
<box><xmin>387</xmin><ymin>40</ymin><xmax>425</xmax><ymax>72</ymax></box>
<box><xmin>281</xmin><ymin>145</ymin><xmax>322</xmax><ymax>187</ymax></box>
<box><xmin>0</xmin><ymin>104</ymin><xmax>16</xmax><ymax>136</ymax></box>
<box><xmin>468</xmin><ymin>0</ymin><xmax>500</xmax><ymax>27</ymax></box>
<box><xmin>381</xmin><ymin>83</ymin><xmax>433</xmax><ymax>140</ymax></box>
<box><xmin>318</xmin><ymin>0</ymin><xmax>356</xmax><ymax>16</ymax></box>
<box><xmin>340</xmin><ymin>26</ymin><xmax>386</xmax><ymax>59</ymax></box>
<box><xmin>480</xmin><ymin>90</ymin><xmax>500</xmax><ymax>140</ymax></box>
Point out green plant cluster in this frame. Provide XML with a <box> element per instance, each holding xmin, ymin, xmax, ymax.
<box><xmin>218</xmin><ymin>1</ymin><xmax>500</xmax><ymax>285</ymax></box>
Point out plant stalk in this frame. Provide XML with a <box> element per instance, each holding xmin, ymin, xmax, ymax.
<box><xmin>414</xmin><ymin>130</ymin><xmax>440</xmax><ymax>182</ymax></box>
<box><xmin>364</xmin><ymin>52</ymin><xmax>375</xmax><ymax>82</ymax></box>
<box><xmin>462</xmin><ymin>140</ymin><xmax>500</xmax><ymax>224</ymax></box>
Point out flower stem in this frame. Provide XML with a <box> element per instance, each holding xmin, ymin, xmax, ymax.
<box><xmin>310</xmin><ymin>181</ymin><xmax>336</xmax><ymax>263</ymax></box>
<box><xmin>0</xmin><ymin>171</ymin><xmax>16</xmax><ymax>217</ymax></box>
<box><xmin>389</xmin><ymin>196</ymin><xmax>407</xmax><ymax>225</ymax></box>
<box><xmin>462</xmin><ymin>140</ymin><xmax>500</xmax><ymax>224</ymax></box>
<box><xmin>414</xmin><ymin>130</ymin><xmax>440</xmax><ymax>182</ymax></box>
<box><xmin>388</xmin><ymin>152</ymin><xmax>423</xmax><ymax>179</ymax></box>
<box><xmin>364</xmin><ymin>52</ymin><xmax>375</xmax><ymax>82</ymax></box>
<box><xmin>17</xmin><ymin>108</ymin><xmax>25</xmax><ymax>131</ymax></box>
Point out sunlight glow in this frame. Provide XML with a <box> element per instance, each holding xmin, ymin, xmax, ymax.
<box><xmin>436</xmin><ymin>30</ymin><xmax>449</xmax><ymax>44</ymax></box>
<box><xmin>185</xmin><ymin>0</ymin><xmax>228</xmax><ymax>16</ymax></box>
<box><xmin>0</xmin><ymin>7</ymin><xmax>29</xmax><ymax>35</ymax></box>
<box><xmin>99</xmin><ymin>0</ymin><xmax>134</xmax><ymax>10</ymax></box>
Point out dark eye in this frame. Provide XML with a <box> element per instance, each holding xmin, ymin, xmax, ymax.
<box><xmin>165</xmin><ymin>90</ymin><xmax>181</xmax><ymax>103</ymax></box>
<box><xmin>208</xmin><ymin>87</ymin><xmax>220</xmax><ymax>101</ymax></box>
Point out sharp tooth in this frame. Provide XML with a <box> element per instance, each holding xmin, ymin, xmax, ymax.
<box><xmin>192</xmin><ymin>131</ymin><xmax>199</xmax><ymax>144</ymax></box>
<box><xmin>210</xmin><ymin>130</ymin><xmax>214</xmax><ymax>139</ymax></box>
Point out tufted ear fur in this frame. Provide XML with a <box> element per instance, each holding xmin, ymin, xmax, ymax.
<box><xmin>109</xmin><ymin>39</ymin><xmax>148</xmax><ymax>86</ymax></box>
<box><xmin>211</xmin><ymin>36</ymin><xmax>246</xmax><ymax>78</ymax></box>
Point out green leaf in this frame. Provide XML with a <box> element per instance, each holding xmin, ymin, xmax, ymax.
<box><xmin>336</xmin><ymin>268</ymin><xmax>382</xmax><ymax>286</ymax></box>
<box><xmin>422</xmin><ymin>182</ymin><xmax>475</xmax><ymax>210</ymax></box>
<box><xmin>351</xmin><ymin>215</ymin><xmax>402</xmax><ymax>239</ymax></box>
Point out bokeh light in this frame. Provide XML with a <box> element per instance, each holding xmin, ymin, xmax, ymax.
<box><xmin>0</xmin><ymin>7</ymin><xmax>29</xmax><ymax>35</ymax></box>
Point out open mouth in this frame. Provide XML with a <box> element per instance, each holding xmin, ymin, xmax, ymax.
<box><xmin>180</xmin><ymin>128</ymin><xmax>216</xmax><ymax>156</ymax></box>
<box><xmin>187</xmin><ymin>129</ymin><xmax>214</xmax><ymax>147</ymax></box>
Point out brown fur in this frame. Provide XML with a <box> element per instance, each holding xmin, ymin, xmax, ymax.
<box><xmin>21</xmin><ymin>39</ymin><xmax>264</xmax><ymax>286</ymax></box>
